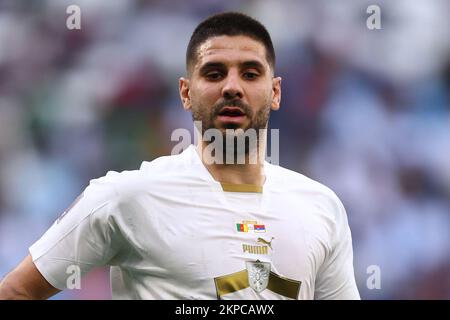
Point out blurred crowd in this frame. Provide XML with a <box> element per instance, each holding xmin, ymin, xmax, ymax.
<box><xmin>0</xmin><ymin>0</ymin><xmax>449</xmax><ymax>299</ymax></box>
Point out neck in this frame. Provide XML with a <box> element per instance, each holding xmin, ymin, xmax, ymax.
<box><xmin>195</xmin><ymin>135</ymin><xmax>267</xmax><ymax>186</ymax></box>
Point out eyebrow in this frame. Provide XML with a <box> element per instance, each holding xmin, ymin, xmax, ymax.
<box><xmin>198</xmin><ymin>60</ymin><xmax>266</xmax><ymax>74</ymax></box>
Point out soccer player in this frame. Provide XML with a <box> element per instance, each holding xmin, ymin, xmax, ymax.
<box><xmin>0</xmin><ymin>12</ymin><xmax>360</xmax><ymax>300</ymax></box>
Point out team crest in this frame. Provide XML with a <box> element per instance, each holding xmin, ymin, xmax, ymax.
<box><xmin>246</xmin><ymin>260</ymin><xmax>271</xmax><ymax>293</ymax></box>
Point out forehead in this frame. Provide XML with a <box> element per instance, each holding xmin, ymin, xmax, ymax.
<box><xmin>195</xmin><ymin>35</ymin><xmax>268</xmax><ymax>69</ymax></box>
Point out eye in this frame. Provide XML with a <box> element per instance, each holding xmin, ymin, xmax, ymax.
<box><xmin>205</xmin><ymin>72</ymin><xmax>223</xmax><ymax>81</ymax></box>
<box><xmin>243</xmin><ymin>72</ymin><xmax>259</xmax><ymax>80</ymax></box>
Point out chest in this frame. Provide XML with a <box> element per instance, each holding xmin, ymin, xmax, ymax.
<box><xmin>119</xmin><ymin>188</ymin><xmax>333</xmax><ymax>288</ymax></box>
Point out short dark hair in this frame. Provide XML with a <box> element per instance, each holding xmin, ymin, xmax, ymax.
<box><xmin>186</xmin><ymin>12</ymin><xmax>275</xmax><ymax>75</ymax></box>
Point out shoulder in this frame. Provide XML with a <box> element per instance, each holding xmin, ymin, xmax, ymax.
<box><xmin>266</xmin><ymin>163</ymin><xmax>346</xmax><ymax>221</ymax></box>
<box><xmin>86</xmin><ymin>151</ymin><xmax>188</xmax><ymax>199</ymax></box>
<box><xmin>139</xmin><ymin>149</ymin><xmax>190</xmax><ymax>175</ymax></box>
<box><xmin>267</xmin><ymin>163</ymin><xmax>341</xmax><ymax>200</ymax></box>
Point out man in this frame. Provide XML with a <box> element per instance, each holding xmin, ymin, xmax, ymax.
<box><xmin>0</xmin><ymin>12</ymin><xmax>360</xmax><ymax>300</ymax></box>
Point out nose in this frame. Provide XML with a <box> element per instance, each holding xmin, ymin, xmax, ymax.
<box><xmin>221</xmin><ymin>70</ymin><xmax>243</xmax><ymax>100</ymax></box>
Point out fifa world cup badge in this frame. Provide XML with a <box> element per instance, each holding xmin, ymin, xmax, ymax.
<box><xmin>246</xmin><ymin>260</ymin><xmax>271</xmax><ymax>293</ymax></box>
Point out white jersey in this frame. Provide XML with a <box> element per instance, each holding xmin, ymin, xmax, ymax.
<box><xmin>29</xmin><ymin>145</ymin><xmax>360</xmax><ymax>300</ymax></box>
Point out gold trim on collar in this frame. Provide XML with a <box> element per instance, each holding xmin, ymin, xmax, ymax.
<box><xmin>220</xmin><ymin>183</ymin><xmax>263</xmax><ymax>193</ymax></box>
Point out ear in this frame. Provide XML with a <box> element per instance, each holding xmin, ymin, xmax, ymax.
<box><xmin>179</xmin><ymin>77</ymin><xmax>192</xmax><ymax>111</ymax></box>
<box><xmin>271</xmin><ymin>77</ymin><xmax>282</xmax><ymax>111</ymax></box>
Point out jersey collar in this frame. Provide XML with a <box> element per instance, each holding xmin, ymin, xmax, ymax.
<box><xmin>183</xmin><ymin>144</ymin><xmax>268</xmax><ymax>193</ymax></box>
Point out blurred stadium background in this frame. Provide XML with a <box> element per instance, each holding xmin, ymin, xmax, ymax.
<box><xmin>0</xmin><ymin>0</ymin><xmax>449</xmax><ymax>299</ymax></box>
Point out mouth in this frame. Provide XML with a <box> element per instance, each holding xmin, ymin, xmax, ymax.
<box><xmin>218</xmin><ymin>106</ymin><xmax>246</xmax><ymax>117</ymax></box>
<box><xmin>216</xmin><ymin>106</ymin><xmax>247</xmax><ymax>125</ymax></box>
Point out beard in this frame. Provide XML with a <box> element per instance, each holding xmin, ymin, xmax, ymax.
<box><xmin>191</xmin><ymin>98</ymin><xmax>270</xmax><ymax>161</ymax></box>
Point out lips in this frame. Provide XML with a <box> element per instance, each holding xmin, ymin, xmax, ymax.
<box><xmin>216</xmin><ymin>106</ymin><xmax>247</xmax><ymax>126</ymax></box>
<box><xmin>218</xmin><ymin>106</ymin><xmax>246</xmax><ymax>117</ymax></box>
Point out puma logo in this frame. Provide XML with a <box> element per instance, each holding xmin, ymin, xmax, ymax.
<box><xmin>257</xmin><ymin>237</ymin><xmax>274</xmax><ymax>250</ymax></box>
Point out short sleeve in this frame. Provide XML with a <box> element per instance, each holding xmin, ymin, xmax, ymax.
<box><xmin>314</xmin><ymin>195</ymin><xmax>360</xmax><ymax>300</ymax></box>
<box><xmin>29</xmin><ymin>173</ymin><xmax>124</xmax><ymax>290</ymax></box>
